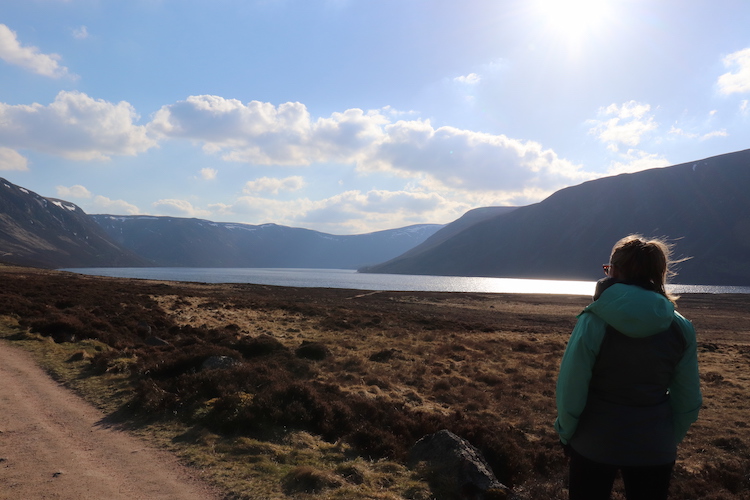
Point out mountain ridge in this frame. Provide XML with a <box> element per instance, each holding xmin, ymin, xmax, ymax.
<box><xmin>91</xmin><ymin>214</ymin><xmax>442</xmax><ymax>269</ymax></box>
<box><xmin>0</xmin><ymin>179</ymin><xmax>148</xmax><ymax>268</ymax></box>
<box><xmin>361</xmin><ymin>149</ymin><xmax>750</xmax><ymax>286</ymax></box>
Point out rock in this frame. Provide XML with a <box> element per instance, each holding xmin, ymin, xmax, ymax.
<box><xmin>136</xmin><ymin>321</ymin><xmax>152</xmax><ymax>336</ymax></box>
<box><xmin>201</xmin><ymin>355</ymin><xmax>241</xmax><ymax>371</ymax></box>
<box><xmin>408</xmin><ymin>429</ymin><xmax>509</xmax><ymax>500</ymax></box>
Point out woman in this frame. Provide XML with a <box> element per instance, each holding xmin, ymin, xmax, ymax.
<box><xmin>555</xmin><ymin>235</ymin><xmax>702</xmax><ymax>500</ymax></box>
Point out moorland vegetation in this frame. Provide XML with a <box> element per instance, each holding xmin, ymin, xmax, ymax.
<box><xmin>0</xmin><ymin>265</ymin><xmax>748</xmax><ymax>499</ymax></box>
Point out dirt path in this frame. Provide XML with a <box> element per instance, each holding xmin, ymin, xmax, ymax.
<box><xmin>0</xmin><ymin>341</ymin><xmax>221</xmax><ymax>500</ymax></box>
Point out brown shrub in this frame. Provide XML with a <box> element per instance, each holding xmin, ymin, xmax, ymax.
<box><xmin>295</xmin><ymin>341</ymin><xmax>330</xmax><ymax>360</ymax></box>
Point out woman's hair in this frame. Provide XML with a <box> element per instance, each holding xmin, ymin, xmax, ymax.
<box><xmin>610</xmin><ymin>234</ymin><xmax>680</xmax><ymax>303</ymax></box>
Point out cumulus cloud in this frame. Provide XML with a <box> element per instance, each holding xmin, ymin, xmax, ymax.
<box><xmin>361</xmin><ymin>119</ymin><xmax>588</xmax><ymax>194</ymax></box>
<box><xmin>153</xmin><ymin>198</ymin><xmax>211</xmax><ymax>218</ymax></box>
<box><xmin>717</xmin><ymin>48</ymin><xmax>750</xmax><ymax>95</ymax></box>
<box><xmin>0</xmin><ymin>91</ymin><xmax>156</xmax><ymax>160</ymax></box>
<box><xmin>149</xmin><ymin>96</ymin><xmax>387</xmax><ymax>165</ymax></box>
<box><xmin>199</xmin><ymin>167</ymin><xmax>218</xmax><ymax>180</ymax></box>
<box><xmin>0</xmin><ymin>24</ymin><xmax>73</xmax><ymax>78</ymax></box>
<box><xmin>244</xmin><ymin>176</ymin><xmax>305</xmax><ymax>195</ymax></box>
<box><xmin>150</xmin><ymin>95</ymin><xmax>588</xmax><ymax>200</ymax></box>
<box><xmin>588</xmin><ymin>101</ymin><xmax>657</xmax><ymax>151</ymax></box>
<box><xmin>0</xmin><ymin>147</ymin><xmax>28</xmax><ymax>171</ymax></box>
<box><xmin>56</xmin><ymin>185</ymin><xmax>92</xmax><ymax>199</ymax></box>
<box><xmin>91</xmin><ymin>195</ymin><xmax>140</xmax><ymax>215</ymax></box>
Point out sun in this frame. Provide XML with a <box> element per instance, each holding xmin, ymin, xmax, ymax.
<box><xmin>529</xmin><ymin>0</ymin><xmax>618</xmax><ymax>52</ymax></box>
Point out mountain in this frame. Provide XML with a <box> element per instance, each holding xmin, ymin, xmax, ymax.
<box><xmin>0</xmin><ymin>179</ymin><xmax>148</xmax><ymax>268</ymax></box>
<box><xmin>362</xmin><ymin>149</ymin><xmax>750</xmax><ymax>286</ymax></box>
<box><xmin>91</xmin><ymin>215</ymin><xmax>443</xmax><ymax>269</ymax></box>
<box><xmin>360</xmin><ymin>206</ymin><xmax>517</xmax><ymax>268</ymax></box>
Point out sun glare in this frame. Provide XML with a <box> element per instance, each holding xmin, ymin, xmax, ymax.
<box><xmin>530</xmin><ymin>0</ymin><xmax>617</xmax><ymax>53</ymax></box>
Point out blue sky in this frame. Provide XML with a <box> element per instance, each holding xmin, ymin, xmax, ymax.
<box><xmin>1</xmin><ymin>0</ymin><xmax>749</xmax><ymax>234</ymax></box>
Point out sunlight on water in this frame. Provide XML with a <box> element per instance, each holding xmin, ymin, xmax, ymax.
<box><xmin>61</xmin><ymin>267</ymin><xmax>589</xmax><ymax>296</ymax></box>
<box><xmin>441</xmin><ymin>276</ymin><xmax>597</xmax><ymax>295</ymax></box>
<box><xmin>61</xmin><ymin>268</ymin><xmax>750</xmax><ymax>295</ymax></box>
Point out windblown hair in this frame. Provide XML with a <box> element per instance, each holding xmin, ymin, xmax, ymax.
<box><xmin>610</xmin><ymin>235</ymin><xmax>681</xmax><ymax>303</ymax></box>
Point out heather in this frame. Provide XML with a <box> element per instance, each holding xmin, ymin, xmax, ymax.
<box><xmin>1</xmin><ymin>266</ymin><xmax>748</xmax><ymax>499</ymax></box>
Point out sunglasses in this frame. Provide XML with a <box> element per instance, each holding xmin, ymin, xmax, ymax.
<box><xmin>602</xmin><ymin>264</ymin><xmax>613</xmax><ymax>276</ymax></box>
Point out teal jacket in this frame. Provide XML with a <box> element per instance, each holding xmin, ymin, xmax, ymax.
<box><xmin>555</xmin><ymin>283</ymin><xmax>702</xmax><ymax>465</ymax></box>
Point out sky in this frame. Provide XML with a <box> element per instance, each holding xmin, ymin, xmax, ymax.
<box><xmin>1</xmin><ymin>0</ymin><xmax>749</xmax><ymax>235</ymax></box>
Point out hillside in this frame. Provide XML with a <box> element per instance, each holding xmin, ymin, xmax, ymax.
<box><xmin>362</xmin><ymin>149</ymin><xmax>750</xmax><ymax>286</ymax></box>
<box><xmin>92</xmin><ymin>215</ymin><xmax>442</xmax><ymax>269</ymax></box>
<box><xmin>0</xmin><ymin>179</ymin><xmax>147</xmax><ymax>268</ymax></box>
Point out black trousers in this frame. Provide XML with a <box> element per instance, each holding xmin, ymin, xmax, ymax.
<box><xmin>569</xmin><ymin>448</ymin><xmax>674</xmax><ymax>500</ymax></box>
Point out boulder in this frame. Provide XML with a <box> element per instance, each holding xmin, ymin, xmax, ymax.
<box><xmin>408</xmin><ymin>429</ymin><xmax>509</xmax><ymax>500</ymax></box>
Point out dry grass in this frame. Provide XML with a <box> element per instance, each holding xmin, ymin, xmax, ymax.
<box><xmin>0</xmin><ymin>265</ymin><xmax>748</xmax><ymax>499</ymax></box>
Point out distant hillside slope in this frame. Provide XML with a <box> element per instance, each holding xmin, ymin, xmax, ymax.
<box><xmin>91</xmin><ymin>215</ymin><xmax>443</xmax><ymax>269</ymax></box>
<box><xmin>0</xmin><ymin>179</ymin><xmax>147</xmax><ymax>268</ymax></box>
<box><xmin>362</xmin><ymin>149</ymin><xmax>750</xmax><ymax>286</ymax></box>
<box><xmin>361</xmin><ymin>206</ymin><xmax>517</xmax><ymax>269</ymax></box>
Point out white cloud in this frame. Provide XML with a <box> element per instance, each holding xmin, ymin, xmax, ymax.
<box><xmin>454</xmin><ymin>73</ymin><xmax>481</xmax><ymax>85</ymax></box>
<box><xmin>153</xmin><ymin>198</ymin><xmax>211</xmax><ymax>218</ymax></box>
<box><xmin>212</xmin><ymin>188</ymin><xmax>469</xmax><ymax>234</ymax></box>
<box><xmin>741</xmin><ymin>100</ymin><xmax>749</xmax><ymax>116</ymax></box>
<box><xmin>360</xmin><ymin>119</ymin><xmax>588</xmax><ymax>196</ymax></box>
<box><xmin>0</xmin><ymin>24</ymin><xmax>73</xmax><ymax>78</ymax></box>
<box><xmin>605</xmin><ymin>149</ymin><xmax>670</xmax><ymax>175</ymax></box>
<box><xmin>56</xmin><ymin>185</ymin><xmax>92</xmax><ymax>199</ymax></box>
<box><xmin>669</xmin><ymin>124</ymin><xmax>727</xmax><ymax>141</ymax></box>
<box><xmin>668</xmin><ymin>125</ymin><xmax>696</xmax><ymax>139</ymax></box>
<box><xmin>244</xmin><ymin>176</ymin><xmax>305</xmax><ymax>195</ymax></box>
<box><xmin>699</xmin><ymin>129</ymin><xmax>728</xmax><ymax>140</ymax></box>
<box><xmin>199</xmin><ymin>167</ymin><xmax>218</xmax><ymax>180</ymax></box>
<box><xmin>588</xmin><ymin>101</ymin><xmax>658</xmax><ymax>151</ymax></box>
<box><xmin>380</xmin><ymin>105</ymin><xmax>419</xmax><ymax>117</ymax></box>
<box><xmin>91</xmin><ymin>195</ymin><xmax>140</xmax><ymax>215</ymax></box>
<box><xmin>0</xmin><ymin>147</ymin><xmax>28</xmax><ymax>171</ymax></box>
<box><xmin>717</xmin><ymin>48</ymin><xmax>750</xmax><ymax>95</ymax></box>
<box><xmin>150</xmin><ymin>95</ymin><xmax>589</xmax><ymax>202</ymax></box>
<box><xmin>0</xmin><ymin>91</ymin><xmax>156</xmax><ymax>160</ymax></box>
<box><xmin>72</xmin><ymin>26</ymin><xmax>89</xmax><ymax>40</ymax></box>
<box><xmin>150</xmin><ymin>96</ymin><xmax>387</xmax><ymax>165</ymax></box>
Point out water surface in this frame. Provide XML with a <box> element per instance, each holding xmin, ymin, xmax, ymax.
<box><xmin>61</xmin><ymin>268</ymin><xmax>750</xmax><ymax>295</ymax></box>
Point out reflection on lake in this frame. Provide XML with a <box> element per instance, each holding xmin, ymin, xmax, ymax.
<box><xmin>61</xmin><ymin>268</ymin><xmax>750</xmax><ymax>295</ymax></box>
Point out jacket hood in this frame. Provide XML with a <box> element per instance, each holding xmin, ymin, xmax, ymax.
<box><xmin>584</xmin><ymin>283</ymin><xmax>675</xmax><ymax>338</ymax></box>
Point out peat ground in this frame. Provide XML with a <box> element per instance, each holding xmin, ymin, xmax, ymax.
<box><xmin>0</xmin><ymin>265</ymin><xmax>748</xmax><ymax>499</ymax></box>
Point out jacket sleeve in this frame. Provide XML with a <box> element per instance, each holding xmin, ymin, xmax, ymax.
<box><xmin>554</xmin><ymin>312</ymin><xmax>606</xmax><ymax>444</ymax></box>
<box><xmin>669</xmin><ymin>313</ymin><xmax>702</xmax><ymax>443</ymax></box>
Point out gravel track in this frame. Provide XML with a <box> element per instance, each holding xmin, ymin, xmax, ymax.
<box><xmin>0</xmin><ymin>341</ymin><xmax>220</xmax><ymax>500</ymax></box>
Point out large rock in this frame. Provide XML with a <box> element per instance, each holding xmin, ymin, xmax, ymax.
<box><xmin>408</xmin><ymin>429</ymin><xmax>509</xmax><ymax>500</ymax></box>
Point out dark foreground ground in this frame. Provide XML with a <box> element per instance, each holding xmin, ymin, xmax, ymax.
<box><xmin>0</xmin><ymin>265</ymin><xmax>748</xmax><ymax>499</ymax></box>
